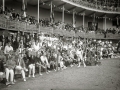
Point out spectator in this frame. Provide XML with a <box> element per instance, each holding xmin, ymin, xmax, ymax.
<box><xmin>15</xmin><ymin>54</ymin><xmax>27</xmax><ymax>82</ymax></box>
<box><xmin>4</xmin><ymin>42</ymin><xmax>13</xmax><ymax>55</ymax></box>
<box><xmin>5</xmin><ymin>54</ymin><xmax>16</xmax><ymax>85</ymax></box>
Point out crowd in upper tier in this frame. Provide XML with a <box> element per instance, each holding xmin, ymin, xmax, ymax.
<box><xmin>0</xmin><ymin>1</ymin><xmax>120</xmax><ymax>88</ymax></box>
<box><xmin>68</xmin><ymin>0</ymin><xmax>119</xmax><ymax>12</ymax></box>
<box><xmin>0</xmin><ymin>5</ymin><xmax>120</xmax><ymax>37</ymax></box>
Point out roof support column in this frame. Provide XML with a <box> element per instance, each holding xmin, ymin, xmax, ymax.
<box><xmin>62</xmin><ymin>5</ymin><xmax>65</xmax><ymax>24</ymax></box>
<box><xmin>92</xmin><ymin>13</ymin><xmax>96</xmax><ymax>31</ymax></box>
<box><xmin>73</xmin><ymin>9</ymin><xmax>76</xmax><ymax>28</ymax></box>
<box><xmin>104</xmin><ymin>15</ymin><xmax>107</xmax><ymax>31</ymax></box>
<box><xmin>3</xmin><ymin>0</ymin><xmax>5</xmax><ymax>12</ymax></box>
<box><xmin>93</xmin><ymin>13</ymin><xmax>96</xmax><ymax>22</ymax></box>
<box><xmin>50</xmin><ymin>1</ymin><xmax>54</xmax><ymax>24</ymax></box>
<box><xmin>82</xmin><ymin>13</ymin><xmax>85</xmax><ymax>28</ymax></box>
<box><xmin>38</xmin><ymin>0</ymin><xmax>40</xmax><ymax>33</ymax></box>
<box><xmin>50</xmin><ymin>1</ymin><xmax>53</xmax><ymax>14</ymax></box>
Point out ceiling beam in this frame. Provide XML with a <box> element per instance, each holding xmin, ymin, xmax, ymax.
<box><xmin>54</xmin><ymin>3</ymin><xmax>66</xmax><ymax>9</ymax></box>
<box><xmin>67</xmin><ymin>6</ymin><xmax>76</xmax><ymax>11</ymax></box>
<box><xmin>87</xmin><ymin>12</ymin><xmax>96</xmax><ymax>16</ymax></box>
<box><xmin>112</xmin><ymin>14</ymin><xmax>119</xmax><ymax>18</ymax></box>
<box><xmin>78</xmin><ymin>9</ymin><xmax>86</xmax><ymax>14</ymax></box>
<box><xmin>39</xmin><ymin>0</ymin><xmax>52</xmax><ymax>5</ymax></box>
<box><xmin>99</xmin><ymin>13</ymin><xmax>106</xmax><ymax>17</ymax></box>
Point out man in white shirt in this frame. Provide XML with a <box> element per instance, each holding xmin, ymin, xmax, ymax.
<box><xmin>4</xmin><ymin>42</ymin><xmax>13</xmax><ymax>55</ymax></box>
<box><xmin>32</xmin><ymin>40</ymin><xmax>40</xmax><ymax>52</ymax></box>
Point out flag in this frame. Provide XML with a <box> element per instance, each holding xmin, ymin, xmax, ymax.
<box><xmin>50</xmin><ymin>9</ymin><xmax>54</xmax><ymax>24</ymax></box>
<box><xmin>22</xmin><ymin>0</ymin><xmax>27</xmax><ymax>17</ymax></box>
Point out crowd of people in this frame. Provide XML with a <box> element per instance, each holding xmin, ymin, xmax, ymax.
<box><xmin>0</xmin><ymin>6</ymin><xmax>76</xmax><ymax>30</ymax></box>
<box><xmin>0</xmin><ymin>30</ymin><xmax>119</xmax><ymax>86</ymax></box>
<box><xmin>68</xmin><ymin>0</ymin><xmax>119</xmax><ymax>12</ymax></box>
<box><xmin>0</xmin><ymin>1</ymin><xmax>120</xmax><ymax>88</ymax></box>
<box><xmin>89</xmin><ymin>27</ymin><xmax>120</xmax><ymax>34</ymax></box>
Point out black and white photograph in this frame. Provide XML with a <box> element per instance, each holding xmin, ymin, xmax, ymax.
<box><xmin>0</xmin><ymin>0</ymin><xmax>120</xmax><ymax>90</ymax></box>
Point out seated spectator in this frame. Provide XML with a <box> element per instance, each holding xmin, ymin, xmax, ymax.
<box><xmin>15</xmin><ymin>54</ymin><xmax>27</xmax><ymax>82</ymax></box>
<box><xmin>35</xmin><ymin>52</ymin><xmax>44</xmax><ymax>76</ymax></box>
<box><xmin>0</xmin><ymin>51</ymin><xmax>6</xmax><ymax>82</ymax></box>
<box><xmin>4</xmin><ymin>42</ymin><xmax>13</xmax><ymax>55</ymax></box>
<box><xmin>58</xmin><ymin>52</ymin><xmax>66</xmax><ymax>70</ymax></box>
<box><xmin>102</xmin><ymin>48</ymin><xmax>108</xmax><ymax>59</ymax></box>
<box><xmin>0</xmin><ymin>42</ymin><xmax>4</xmax><ymax>50</ymax></box>
<box><xmin>49</xmin><ymin>52</ymin><xmax>57</xmax><ymax>71</ymax></box>
<box><xmin>40</xmin><ymin>52</ymin><xmax>50</xmax><ymax>74</ymax></box>
<box><xmin>5</xmin><ymin>54</ymin><xmax>16</xmax><ymax>85</ymax></box>
<box><xmin>27</xmin><ymin>52</ymin><xmax>36</xmax><ymax>77</ymax></box>
<box><xmin>111</xmin><ymin>28</ymin><xmax>116</xmax><ymax>34</ymax></box>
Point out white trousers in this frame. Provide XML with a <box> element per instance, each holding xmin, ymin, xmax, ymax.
<box><xmin>28</xmin><ymin>64</ymin><xmax>35</xmax><ymax>75</ymax></box>
<box><xmin>5</xmin><ymin>68</ymin><xmax>14</xmax><ymax>82</ymax></box>
<box><xmin>15</xmin><ymin>66</ymin><xmax>26</xmax><ymax>79</ymax></box>
<box><xmin>59</xmin><ymin>61</ymin><xmax>64</xmax><ymax>68</ymax></box>
<box><xmin>77</xmin><ymin>54</ymin><xmax>83</xmax><ymax>61</ymax></box>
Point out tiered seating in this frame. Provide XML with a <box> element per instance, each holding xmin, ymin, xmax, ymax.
<box><xmin>68</xmin><ymin>0</ymin><xmax>119</xmax><ymax>12</ymax></box>
<box><xmin>0</xmin><ymin>4</ymin><xmax>120</xmax><ymax>39</ymax></box>
<box><xmin>0</xmin><ymin>16</ymin><xmax>120</xmax><ymax>39</ymax></box>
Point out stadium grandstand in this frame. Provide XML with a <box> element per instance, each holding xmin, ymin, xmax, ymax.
<box><xmin>0</xmin><ymin>0</ymin><xmax>120</xmax><ymax>90</ymax></box>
